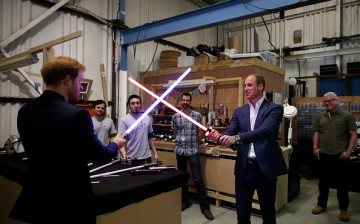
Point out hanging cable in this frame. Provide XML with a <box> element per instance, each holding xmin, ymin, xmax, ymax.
<box><xmin>140</xmin><ymin>41</ymin><xmax>159</xmax><ymax>75</ymax></box>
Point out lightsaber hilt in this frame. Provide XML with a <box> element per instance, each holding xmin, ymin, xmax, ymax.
<box><xmin>119</xmin><ymin>132</ymin><xmax>126</xmax><ymax>139</ymax></box>
<box><xmin>205</xmin><ymin>127</ymin><xmax>238</xmax><ymax>151</ymax></box>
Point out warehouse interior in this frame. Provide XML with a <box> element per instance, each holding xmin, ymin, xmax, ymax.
<box><xmin>1</xmin><ymin>0</ymin><xmax>360</xmax><ymax>223</ymax></box>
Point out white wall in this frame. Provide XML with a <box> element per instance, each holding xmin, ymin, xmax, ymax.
<box><xmin>0</xmin><ymin>0</ymin><xmax>119</xmax><ymax>147</ymax></box>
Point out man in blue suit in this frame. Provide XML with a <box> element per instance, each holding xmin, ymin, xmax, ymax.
<box><xmin>12</xmin><ymin>56</ymin><xmax>126</xmax><ymax>224</ymax></box>
<box><xmin>208</xmin><ymin>74</ymin><xmax>288</xmax><ymax>224</ymax></box>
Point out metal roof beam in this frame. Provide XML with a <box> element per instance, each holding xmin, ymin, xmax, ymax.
<box><xmin>121</xmin><ymin>0</ymin><xmax>330</xmax><ymax>46</ymax></box>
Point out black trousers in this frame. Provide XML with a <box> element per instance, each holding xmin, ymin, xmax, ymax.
<box><xmin>235</xmin><ymin>159</ymin><xmax>277</xmax><ymax>224</ymax></box>
<box><xmin>130</xmin><ymin>157</ymin><xmax>152</xmax><ymax>166</ymax></box>
<box><xmin>176</xmin><ymin>153</ymin><xmax>210</xmax><ymax>212</ymax></box>
<box><xmin>317</xmin><ymin>152</ymin><xmax>349</xmax><ymax>211</ymax></box>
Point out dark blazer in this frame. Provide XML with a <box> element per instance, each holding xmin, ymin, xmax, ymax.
<box><xmin>11</xmin><ymin>90</ymin><xmax>118</xmax><ymax>224</ymax></box>
<box><xmin>223</xmin><ymin>99</ymin><xmax>288</xmax><ymax>180</ymax></box>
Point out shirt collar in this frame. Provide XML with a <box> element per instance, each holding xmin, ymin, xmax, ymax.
<box><xmin>249</xmin><ymin>96</ymin><xmax>265</xmax><ymax>111</ymax></box>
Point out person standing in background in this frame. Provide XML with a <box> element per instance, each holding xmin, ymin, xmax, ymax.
<box><xmin>207</xmin><ymin>75</ymin><xmax>287</xmax><ymax>224</ymax></box>
<box><xmin>13</xmin><ymin>56</ymin><xmax>125</xmax><ymax>224</ymax></box>
<box><xmin>311</xmin><ymin>92</ymin><xmax>357</xmax><ymax>222</ymax></box>
<box><xmin>172</xmin><ymin>92</ymin><xmax>214</xmax><ymax>221</ymax></box>
<box><xmin>119</xmin><ymin>94</ymin><xmax>159</xmax><ymax>166</ymax></box>
<box><xmin>92</xmin><ymin>99</ymin><xmax>117</xmax><ymax>145</ymax></box>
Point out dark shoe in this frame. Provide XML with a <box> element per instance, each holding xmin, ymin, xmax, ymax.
<box><xmin>182</xmin><ymin>202</ymin><xmax>190</xmax><ymax>211</ymax></box>
<box><xmin>340</xmin><ymin>210</ymin><xmax>350</xmax><ymax>222</ymax></box>
<box><xmin>312</xmin><ymin>206</ymin><xmax>326</xmax><ymax>215</ymax></box>
<box><xmin>202</xmin><ymin>209</ymin><xmax>214</xmax><ymax>220</ymax></box>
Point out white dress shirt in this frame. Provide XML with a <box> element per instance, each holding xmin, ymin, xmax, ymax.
<box><xmin>248</xmin><ymin>96</ymin><xmax>265</xmax><ymax>158</ymax></box>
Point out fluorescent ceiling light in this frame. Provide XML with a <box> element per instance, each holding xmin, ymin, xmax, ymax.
<box><xmin>0</xmin><ymin>54</ymin><xmax>39</xmax><ymax>72</ymax></box>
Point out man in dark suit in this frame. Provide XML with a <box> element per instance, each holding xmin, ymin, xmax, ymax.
<box><xmin>12</xmin><ymin>56</ymin><xmax>125</xmax><ymax>224</ymax></box>
<box><xmin>208</xmin><ymin>74</ymin><xmax>288</xmax><ymax>224</ymax></box>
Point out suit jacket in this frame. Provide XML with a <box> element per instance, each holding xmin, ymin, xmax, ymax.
<box><xmin>11</xmin><ymin>90</ymin><xmax>118</xmax><ymax>224</ymax></box>
<box><xmin>223</xmin><ymin>99</ymin><xmax>288</xmax><ymax>180</ymax></box>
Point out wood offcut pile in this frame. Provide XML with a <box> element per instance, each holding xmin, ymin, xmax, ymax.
<box><xmin>159</xmin><ymin>50</ymin><xmax>180</xmax><ymax>69</ymax></box>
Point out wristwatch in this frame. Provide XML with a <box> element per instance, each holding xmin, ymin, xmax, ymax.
<box><xmin>233</xmin><ymin>135</ymin><xmax>240</xmax><ymax>144</ymax></box>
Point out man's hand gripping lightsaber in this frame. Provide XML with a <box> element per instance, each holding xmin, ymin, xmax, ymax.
<box><xmin>128</xmin><ymin>77</ymin><xmax>239</xmax><ymax>151</ymax></box>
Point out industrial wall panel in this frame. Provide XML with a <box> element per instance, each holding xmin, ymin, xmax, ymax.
<box><xmin>319</xmin><ymin>79</ymin><xmax>346</xmax><ymax>96</ymax></box>
<box><xmin>349</xmin><ymin>77</ymin><xmax>360</xmax><ymax>96</ymax></box>
<box><xmin>0</xmin><ymin>0</ymin><xmax>119</xmax><ymax>147</ymax></box>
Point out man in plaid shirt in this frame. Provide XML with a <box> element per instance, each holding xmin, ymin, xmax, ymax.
<box><xmin>172</xmin><ymin>92</ymin><xmax>214</xmax><ymax>220</ymax></box>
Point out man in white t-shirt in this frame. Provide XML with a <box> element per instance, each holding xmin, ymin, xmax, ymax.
<box><xmin>92</xmin><ymin>100</ymin><xmax>117</xmax><ymax>145</ymax></box>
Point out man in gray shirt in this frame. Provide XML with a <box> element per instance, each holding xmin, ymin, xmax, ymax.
<box><xmin>92</xmin><ymin>100</ymin><xmax>117</xmax><ymax>145</ymax></box>
<box><xmin>119</xmin><ymin>95</ymin><xmax>159</xmax><ymax>166</ymax></box>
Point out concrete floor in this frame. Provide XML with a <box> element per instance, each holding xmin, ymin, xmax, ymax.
<box><xmin>181</xmin><ymin>176</ymin><xmax>360</xmax><ymax>224</ymax></box>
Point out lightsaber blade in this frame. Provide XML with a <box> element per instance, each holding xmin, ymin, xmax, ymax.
<box><xmin>89</xmin><ymin>159</ymin><xmax>120</xmax><ymax>173</ymax></box>
<box><xmin>120</xmin><ymin>67</ymin><xmax>191</xmax><ymax>138</ymax></box>
<box><xmin>129</xmin><ymin>78</ymin><xmax>239</xmax><ymax>151</ymax></box>
<box><xmin>90</xmin><ymin>161</ymin><xmax>162</xmax><ymax>179</ymax></box>
<box><xmin>128</xmin><ymin>77</ymin><xmax>207</xmax><ymax>132</ymax></box>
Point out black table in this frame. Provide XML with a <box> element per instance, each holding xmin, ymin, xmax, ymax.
<box><xmin>0</xmin><ymin>154</ymin><xmax>189</xmax><ymax>224</ymax></box>
<box><xmin>90</xmin><ymin>161</ymin><xmax>189</xmax><ymax>214</ymax></box>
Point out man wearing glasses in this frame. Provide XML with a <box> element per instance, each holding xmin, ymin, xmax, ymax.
<box><xmin>312</xmin><ymin>92</ymin><xmax>357</xmax><ymax>222</ymax></box>
<box><xmin>119</xmin><ymin>95</ymin><xmax>159</xmax><ymax>165</ymax></box>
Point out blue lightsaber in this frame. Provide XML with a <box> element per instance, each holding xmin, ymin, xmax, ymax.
<box><xmin>120</xmin><ymin>67</ymin><xmax>191</xmax><ymax>138</ymax></box>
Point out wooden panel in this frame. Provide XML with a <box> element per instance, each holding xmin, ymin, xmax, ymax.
<box><xmin>275</xmin><ymin>147</ymin><xmax>289</xmax><ymax>211</ymax></box>
<box><xmin>97</xmin><ymin>189</ymin><xmax>182</xmax><ymax>224</ymax></box>
<box><xmin>200</xmin><ymin>156</ymin><xmax>218</xmax><ymax>190</ymax></box>
<box><xmin>187</xmin><ymin>156</ymin><xmax>218</xmax><ymax>190</ymax></box>
<box><xmin>0</xmin><ymin>176</ymin><xmax>24</xmax><ymax>224</ymax></box>
<box><xmin>217</xmin><ymin>158</ymin><xmax>236</xmax><ymax>194</ymax></box>
<box><xmin>156</xmin><ymin>149</ymin><xmax>177</xmax><ymax>167</ymax></box>
<box><xmin>155</xmin><ymin>142</ymin><xmax>290</xmax><ymax>212</ymax></box>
